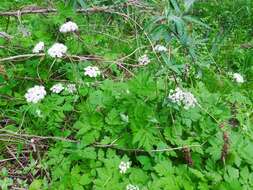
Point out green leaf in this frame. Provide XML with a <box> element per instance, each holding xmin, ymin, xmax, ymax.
<box><xmin>62</xmin><ymin>103</ymin><xmax>74</xmax><ymax>111</ymax></box>
<box><xmin>29</xmin><ymin>180</ymin><xmax>42</xmax><ymax>190</ymax></box>
<box><xmin>77</xmin><ymin>0</ymin><xmax>87</xmax><ymax>8</ymax></box>
<box><xmin>170</xmin><ymin>0</ymin><xmax>181</xmax><ymax>14</ymax></box>
<box><xmin>105</xmin><ymin>108</ymin><xmax>121</xmax><ymax>125</ymax></box>
<box><xmin>137</xmin><ymin>156</ymin><xmax>152</xmax><ymax>170</ymax></box>
<box><xmin>79</xmin><ymin>174</ymin><xmax>92</xmax><ymax>185</ymax></box>
<box><xmin>189</xmin><ymin>168</ymin><xmax>205</xmax><ymax>180</ymax></box>
<box><xmin>183</xmin><ymin>16</ymin><xmax>210</xmax><ymax>29</ymax></box>
<box><xmin>184</xmin><ymin>0</ymin><xmax>196</xmax><ymax>11</ymax></box>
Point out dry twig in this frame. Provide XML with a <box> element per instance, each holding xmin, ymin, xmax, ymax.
<box><xmin>0</xmin><ymin>31</ymin><xmax>13</xmax><ymax>40</ymax></box>
<box><xmin>0</xmin><ymin>3</ymin><xmax>152</xmax><ymax>17</ymax></box>
<box><xmin>93</xmin><ymin>142</ymin><xmax>205</xmax><ymax>153</ymax></box>
<box><xmin>0</xmin><ymin>53</ymin><xmax>102</xmax><ymax>63</ymax></box>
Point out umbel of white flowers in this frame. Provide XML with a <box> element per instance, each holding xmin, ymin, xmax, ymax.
<box><xmin>25</xmin><ymin>83</ymin><xmax>77</xmax><ymax>103</ymax></box>
<box><xmin>32</xmin><ymin>41</ymin><xmax>44</xmax><ymax>53</ymax></box>
<box><xmin>126</xmin><ymin>184</ymin><xmax>139</xmax><ymax>190</ymax></box>
<box><xmin>66</xmin><ymin>84</ymin><xmax>77</xmax><ymax>93</ymax></box>
<box><xmin>25</xmin><ymin>85</ymin><xmax>46</xmax><ymax>103</ymax></box>
<box><xmin>233</xmin><ymin>73</ymin><xmax>244</xmax><ymax>83</ymax></box>
<box><xmin>168</xmin><ymin>87</ymin><xmax>197</xmax><ymax>109</ymax></box>
<box><xmin>50</xmin><ymin>83</ymin><xmax>64</xmax><ymax>94</ymax></box>
<box><xmin>59</xmin><ymin>21</ymin><xmax>78</xmax><ymax>33</ymax></box>
<box><xmin>50</xmin><ymin>83</ymin><xmax>77</xmax><ymax>94</ymax></box>
<box><xmin>138</xmin><ymin>54</ymin><xmax>150</xmax><ymax>65</ymax></box>
<box><xmin>47</xmin><ymin>43</ymin><xmax>67</xmax><ymax>58</ymax></box>
<box><xmin>154</xmin><ymin>44</ymin><xmax>167</xmax><ymax>52</ymax></box>
<box><xmin>84</xmin><ymin>66</ymin><xmax>101</xmax><ymax>78</ymax></box>
<box><xmin>119</xmin><ymin>161</ymin><xmax>130</xmax><ymax>174</ymax></box>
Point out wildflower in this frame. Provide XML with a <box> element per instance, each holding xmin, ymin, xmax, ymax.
<box><xmin>119</xmin><ymin>161</ymin><xmax>130</xmax><ymax>174</ymax></box>
<box><xmin>154</xmin><ymin>45</ymin><xmax>167</xmax><ymax>52</ymax></box>
<box><xmin>138</xmin><ymin>54</ymin><xmax>150</xmax><ymax>65</ymax></box>
<box><xmin>50</xmin><ymin>83</ymin><xmax>64</xmax><ymax>94</ymax></box>
<box><xmin>168</xmin><ymin>88</ymin><xmax>197</xmax><ymax>109</ymax></box>
<box><xmin>59</xmin><ymin>21</ymin><xmax>78</xmax><ymax>33</ymax></box>
<box><xmin>126</xmin><ymin>184</ymin><xmax>139</xmax><ymax>190</ymax></box>
<box><xmin>32</xmin><ymin>42</ymin><xmax>44</xmax><ymax>53</ymax></box>
<box><xmin>233</xmin><ymin>73</ymin><xmax>244</xmax><ymax>83</ymax></box>
<box><xmin>47</xmin><ymin>43</ymin><xmax>67</xmax><ymax>58</ymax></box>
<box><xmin>66</xmin><ymin>84</ymin><xmax>77</xmax><ymax>93</ymax></box>
<box><xmin>84</xmin><ymin>66</ymin><xmax>101</xmax><ymax>78</ymax></box>
<box><xmin>25</xmin><ymin>85</ymin><xmax>46</xmax><ymax>104</ymax></box>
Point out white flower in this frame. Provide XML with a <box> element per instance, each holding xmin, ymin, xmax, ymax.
<box><xmin>25</xmin><ymin>85</ymin><xmax>46</xmax><ymax>104</ymax></box>
<box><xmin>59</xmin><ymin>21</ymin><xmax>78</xmax><ymax>33</ymax></box>
<box><xmin>32</xmin><ymin>42</ymin><xmax>44</xmax><ymax>53</ymax></box>
<box><xmin>126</xmin><ymin>184</ymin><xmax>139</xmax><ymax>190</ymax></box>
<box><xmin>66</xmin><ymin>84</ymin><xmax>77</xmax><ymax>93</ymax></box>
<box><xmin>119</xmin><ymin>161</ymin><xmax>130</xmax><ymax>174</ymax></box>
<box><xmin>154</xmin><ymin>45</ymin><xmax>167</xmax><ymax>52</ymax></box>
<box><xmin>50</xmin><ymin>83</ymin><xmax>64</xmax><ymax>94</ymax></box>
<box><xmin>84</xmin><ymin>66</ymin><xmax>101</xmax><ymax>78</ymax></box>
<box><xmin>138</xmin><ymin>54</ymin><xmax>150</xmax><ymax>65</ymax></box>
<box><xmin>168</xmin><ymin>88</ymin><xmax>197</xmax><ymax>109</ymax></box>
<box><xmin>47</xmin><ymin>43</ymin><xmax>67</xmax><ymax>58</ymax></box>
<box><xmin>233</xmin><ymin>73</ymin><xmax>244</xmax><ymax>83</ymax></box>
<box><xmin>182</xmin><ymin>91</ymin><xmax>198</xmax><ymax>109</ymax></box>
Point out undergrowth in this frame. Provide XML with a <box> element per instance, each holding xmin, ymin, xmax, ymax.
<box><xmin>0</xmin><ymin>0</ymin><xmax>253</xmax><ymax>189</ymax></box>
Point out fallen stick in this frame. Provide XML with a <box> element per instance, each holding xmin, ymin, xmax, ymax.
<box><xmin>0</xmin><ymin>6</ymin><xmax>115</xmax><ymax>17</ymax></box>
<box><xmin>0</xmin><ymin>53</ymin><xmax>102</xmax><ymax>62</ymax></box>
<box><xmin>0</xmin><ymin>1</ymin><xmax>154</xmax><ymax>17</ymax></box>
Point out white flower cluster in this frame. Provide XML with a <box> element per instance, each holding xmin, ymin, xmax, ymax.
<box><xmin>233</xmin><ymin>73</ymin><xmax>244</xmax><ymax>83</ymax></box>
<box><xmin>119</xmin><ymin>161</ymin><xmax>130</xmax><ymax>174</ymax></box>
<box><xmin>47</xmin><ymin>43</ymin><xmax>67</xmax><ymax>58</ymax></box>
<box><xmin>50</xmin><ymin>83</ymin><xmax>77</xmax><ymax>94</ymax></box>
<box><xmin>25</xmin><ymin>85</ymin><xmax>47</xmax><ymax>104</ymax></box>
<box><xmin>84</xmin><ymin>66</ymin><xmax>101</xmax><ymax>78</ymax></box>
<box><xmin>59</xmin><ymin>21</ymin><xmax>78</xmax><ymax>33</ymax></box>
<box><xmin>168</xmin><ymin>87</ymin><xmax>197</xmax><ymax>109</ymax></box>
<box><xmin>25</xmin><ymin>83</ymin><xmax>77</xmax><ymax>103</ymax></box>
<box><xmin>50</xmin><ymin>83</ymin><xmax>64</xmax><ymax>94</ymax></box>
<box><xmin>138</xmin><ymin>54</ymin><xmax>150</xmax><ymax>65</ymax></box>
<box><xmin>154</xmin><ymin>45</ymin><xmax>167</xmax><ymax>52</ymax></box>
<box><xmin>32</xmin><ymin>42</ymin><xmax>44</xmax><ymax>53</ymax></box>
<box><xmin>66</xmin><ymin>84</ymin><xmax>77</xmax><ymax>93</ymax></box>
<box><xmin>126</xmin><ymin>184</ymin><xmax>139</xmax><ymax>190</ymax></box>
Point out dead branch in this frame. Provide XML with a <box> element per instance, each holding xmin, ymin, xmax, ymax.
<box><xmin>93</xmin><ymin>142</ymin><xmax>205</xmax><ymax>153</ymax></box>
<box><xmin>0</xmin><ymin>129</ymin><xmax>78</xmax><ymax>143</ymax></box>
<box><xmin>0</xmin><ymin>31</ymin><xmax>13</xmax><ymax>40</ymax></box>
<box><xmin>0</xmin><ymin>7</ymin><xmax>112</xmax><ymax>17</ymax></box>
<box><xmin>0</xmin><ymin>129</ymin><xmax>205</xmax><ymax>153</ymax></box>
<box><xmin>0</xmin><ymin>53</ymin><xmax>45</xmax><ymax>62</ymax></box>
<box><xmin>0</xmin><ymin>3</ymin><xmax>153</xmax><ymax>17</ymax></box>
<box><xmin>0</xmin><ymin>53</ymin><xmax>102</xmax><ymax>63</ymax></box>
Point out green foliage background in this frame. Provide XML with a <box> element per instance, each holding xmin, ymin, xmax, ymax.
<box><xmin>0</xmin><ymin>0</ymin><xmax>253</xmax><ymax>189</ymax></box>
